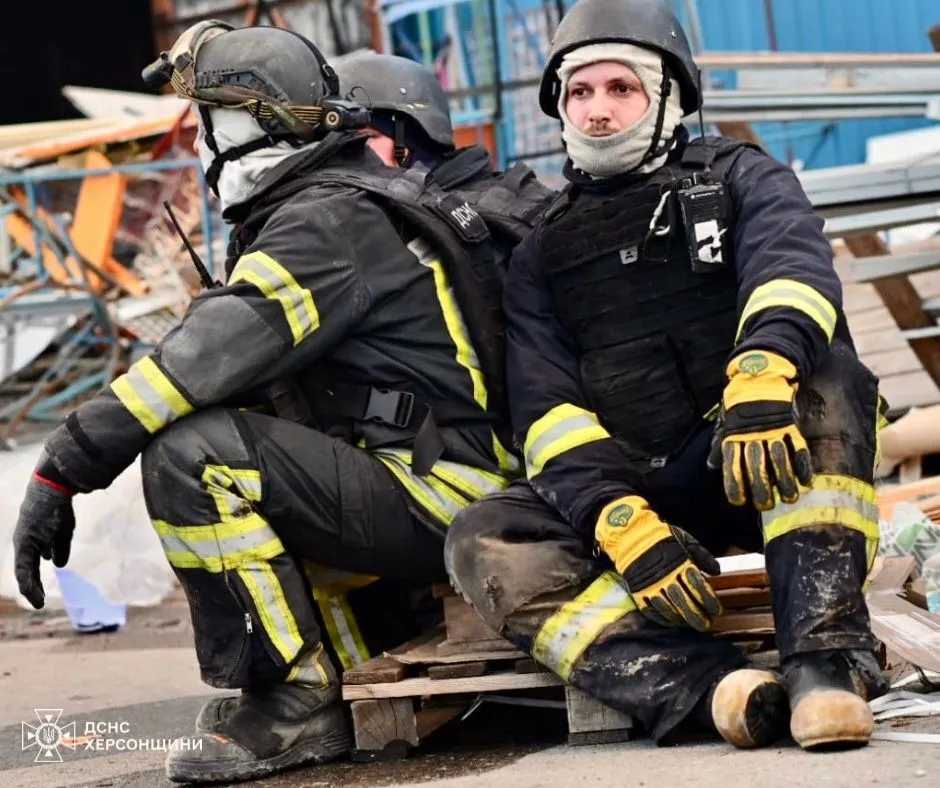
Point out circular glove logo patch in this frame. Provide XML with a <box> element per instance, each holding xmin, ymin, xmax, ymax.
<box><xmin>738</xmin><ymin>352</ymin><xmax>769</xmax><ymax>376</ymax></box>
<box><xmin>607</xmin><ymin>503</ymin><xmax>634</xmax><ymax>527</ymax></box>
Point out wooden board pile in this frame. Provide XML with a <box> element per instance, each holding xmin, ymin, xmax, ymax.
<box><xmin>341</xmin><ymin>566</ymin><xmax>781</xmax><ymax>761</ymax></box>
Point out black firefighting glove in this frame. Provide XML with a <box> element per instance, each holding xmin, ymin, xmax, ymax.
<box><xmin>595</xmin><ymin>495</ymin><xmax>723</xmax><ymax>632</ymax></box>
<box><xmin>13</xmin><ymin>455</ymin><xmax>77</xmax><ymax>609</ymax></box>
<box><xmin>708</xmin><ymin>350</ymin><xmax>814</xmax><ymax>511</ymax></box>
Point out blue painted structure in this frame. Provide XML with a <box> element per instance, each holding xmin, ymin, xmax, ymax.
<box><xmin>383</xmin><ymin>0</ymin><xmax>940</xmax><ymax>173</ymax></box>
<box><xmin>671</xmin><ymin>0</ymin><xmax>940</xmax><ymax>169</ymax></box>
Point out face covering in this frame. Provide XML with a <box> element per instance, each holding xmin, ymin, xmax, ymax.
<box><xmin>196</xmin><ymin>107</ymin><xmax>321</xmax><ymax>217</ymax></box>
<box><xmin>556</xmin><ymin>42</ymin><xmax>684</xmax><ymax>178</ymax></box>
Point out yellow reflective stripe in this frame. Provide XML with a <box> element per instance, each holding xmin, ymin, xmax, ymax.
<box><xmin>152</xmin><ymin>513</ymin><xmax>285</xmax><ymax>572</ymax></box>
<box><xmin>287</xmin><ymin>643</ymin><xmax>329</xmax><ymax>686</ymax></box>
<box><xmin>409</xmin><ymin>236</ymin><xmax>518</xmax><ymax>475</ymax></box>
<box><xmin>532</xmin><ymin>572</ymin><xmax>637</xmax><ymax>681</ymax></box>
<box><xmin>761</xmin><ymin>474</ymin><xmax>880</xmax><ymax>555</ymax></box>
<box><xmin>229</xmin><ymin>251</ymin><xmax>319</xmax><ymax>345</ymax></box>
<box><xmin>110</xmin><ymin>356</ymin><xmax>193</xmax><ymax>434</ymax></box>
<box><xmin>377</xmin><ymin>453</ymin><xmax>468</xmax><ymax>524</ymax></box>
<box><xmin>736</xmin><ymin>278</ymin><xmax>837</xmax><ymax>342</ymax></box>
<box><xmin>303</xmin><ymin>562</ymin><xmax>379</xmax><ymax>595</ymax></box>
<box><xmin>524</xmin><ymin>403</ymin><xmax>611</xmax><ymax>477</ymax></box>
<box><xmin>201</xmin><ymin>465</ymin><xmax>263</xmax><ymax>519</ymax></box>
<box><xmin>314</xmin><ymin>589</ymin><xmax>371</xmax><ymax>670</ymax></box>
<box><xmin>238</xmin><ymin>563</ymin><xmax>304</xmax><ymax>663</ymax></box>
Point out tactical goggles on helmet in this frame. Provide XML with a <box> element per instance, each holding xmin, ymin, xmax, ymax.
<box><xmin>141</xmin><ymin>20</ymin><xmax>369</xmax><ymax>137</ymax></box>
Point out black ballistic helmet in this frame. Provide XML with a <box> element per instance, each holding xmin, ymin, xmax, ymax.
<box><xmin>538</xmin><ymin>0</ymin><xmax>701</xmax><ymax>118</ymax></box>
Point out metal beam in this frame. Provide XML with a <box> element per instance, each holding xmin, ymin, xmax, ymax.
<box><xmin>838</xmin><ymin>252</ymin><xmax>940</xmax><ymax>284</ymax></box>
<box><xmin>823</xmin><ymin>202</ymin><xmax>940</xmax><ymax>238</ymax></box>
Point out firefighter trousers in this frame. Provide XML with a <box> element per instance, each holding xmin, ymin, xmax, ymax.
<box><xmin>141</xmin><ymin>407</ymin><xmax>448</xmax><ymax>689</ymax></box>
<box><xmin>444</xmin><ymin>340</ymin><xmax>885</xmax><ymax>742</ymax></box>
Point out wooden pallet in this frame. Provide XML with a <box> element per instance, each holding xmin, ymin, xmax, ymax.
<box><xmin>341</xmin><ymin>628</ymin><xmax>634</xmax><ymax>759</ymax></box>
<box><xmin>341</xmin><ymin>569</ymin><xmax>786</xmax><ymax>760</ymax></box>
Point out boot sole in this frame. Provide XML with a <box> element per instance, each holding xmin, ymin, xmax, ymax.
<box><xmin>791</xmin><ymin>689</ymin><xmax>874</xmax><ymax>752</ymax></box>
<box><xmin>166</xmin><ymin>707</ymin><xmax>353</xmax><ymax>784</ymax></box>
<box><xmin>712</xmin><ymin>669</ymin><xmax>790</xmax><ymax>749</ymax></box>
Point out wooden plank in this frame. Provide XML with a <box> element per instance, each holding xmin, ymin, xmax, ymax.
<box><xmin>342</xmin><ymin>670</ymin><xmax>564</xmax><ymax>701</ymax></box>
<box><xmin>343</xmin><ymin>654</ymin><xmax>407</xmax><ymax>686</ymax></box>
<box><xmin>349</xmin><ymin>698</ymin><xmax>467</xmax><ymax>761</ymax></box>
<box><xmin>390</xmin><ymin>632</ymin><xmax>525</xmax><ymax>665</ymax></box>
<box><xmin>565</xmin><ymin>686</ymin><xmax>633</xmax><ymax>747</ymax></box>
<box><xmin>866</xmin><ymin>556</ymin><xmax>916</xmax><ymax>593</ymax></box>
<box><xmin>436</xmin><ymin>637</ymin><xmax>521</xmax><ymax>656</ymax></box>
<box><xmin>717</xmin><ymin>587</ymin><xmax>772</xmax><ymax>609</ymax></box>
<box><xmin>708</xmin><ymin>569</ymin><xmax>769</xmax><ymax>591</ymax></box>
<box><xmin>443</xmin><ymin>595</ymin><xmax>503</xmax><ymax>644</ymax></box>
<box><xmin>428</xmin><ymin>662</ymin><xmax>489</xmax><ymax>680</ymax></box>
<box><xmin>711</xmin><ymin>611</ymin><xmax>775</xmax><ymax>636</ymax></box>
<box><xmin>843</xmin><ymin>234</ymin><xmax>940</xmax><ymax>389</ymax></box>
<box><xmin>351</xmin><ymin>698</ymin><xmax>418</xmax><ymax>751</ymax></box>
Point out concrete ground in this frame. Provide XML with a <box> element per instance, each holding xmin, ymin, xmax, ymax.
<box><xmin>1</xmin><ymin>596</ymin><xmax>938</xmax><ymax>788</ymax></box>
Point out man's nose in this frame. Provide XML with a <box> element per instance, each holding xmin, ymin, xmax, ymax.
<box><xmin>587</xmin><ymin>99</ymin><xmax>613</xmax><ymax>123</ymax></box>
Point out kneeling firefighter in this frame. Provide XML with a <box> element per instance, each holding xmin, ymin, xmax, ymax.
<box><xmin>445</xmin><ymin>0</ymin><xmax>888</xmax><ymax>754</ymax></box>
<box><xmin>333</xmin><ymin>51</ymin><xmax>556</xmax><ymax>263</ymax></box>
<box><xmin>12</xmin><ymin>21</ymin><xmax>522</xmax><ymax>784</ymax></box>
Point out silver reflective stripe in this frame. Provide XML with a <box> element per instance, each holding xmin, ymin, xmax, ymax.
<box><xmin>123</xmin><ymin>363</ymin><xmax>180</xmax><ymax>430</ymax></box>
<box><xmin>740</xmin><ymin>283</ymin><xmax>836</xmax><ymax>340</ymax></box>
<box><xmin>152</xmin><ymin>514</ymin><xmax>283</xmax><ymax>572</ymax></box>
<box><xmin>525</xmin><ymin>412</ymin><xmax>599</xmax><ymax>469</ymax></box>
<box><xmin>533</xmin><ymin>573</ymin><xmax>635</xmax><ymax>681</ymax></box>
<box><xmin>374</xmin><ymin>450</ymin><xmax>465</xmax><ymax>523</ymax></box>
<box><xmin>759</xmin><ymin>487</ymin><xmax>879</xmax><ymax>527</ymax></box>
<box><xmin>322</xmin><ymin>594</ymin><xmax>364</xmax><ymax>666</ymax></box>
<box><xmin>231</xmin><ymin>254</ymin><xmax>316</xmax><ymax>341</ymax></box>
<box><xmin>237</xmin><ymin>563</ymin><xmax>304</xmax><ymax>663</ymax></box>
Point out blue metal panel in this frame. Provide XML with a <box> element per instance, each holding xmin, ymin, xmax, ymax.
<box><xmin>690</xmin><ymin>0</ymin><xmax>940</xmax><ymax>169</ymax></box>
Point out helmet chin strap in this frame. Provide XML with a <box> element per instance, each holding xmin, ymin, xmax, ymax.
<box><xmin>392</xmin><ymin>113</ymin><xmax>412</xmax><ymax>167</ymax></box>
<box><xmin>198</xmin><ymin>106</ymin><xmax>298</xmax><ymax>195</ymax></box>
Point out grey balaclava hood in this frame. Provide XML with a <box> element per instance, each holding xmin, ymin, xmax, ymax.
<box><xmin>197</xmin><ymin>107</ymin><xmax>321</xmax><ymax>218</ymax></box>
<box><xmin>557</xmin><ymin>42</ymin><xmax>684</xmax><ymax>178</ymax></box>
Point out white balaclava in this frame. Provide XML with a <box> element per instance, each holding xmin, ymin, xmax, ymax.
<box><xmin>557</xmin><ymin>42</ymin><xmax>684</xmax><ymax>178</ymax></box>
<box><xmin>197</xmin><ymin>107</ymin><xmax>321</xmax><ymax>215</ymax></box>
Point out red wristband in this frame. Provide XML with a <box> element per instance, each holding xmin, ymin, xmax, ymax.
<box><xmin>33</xmin><ymin>472</ymin><xmax>75</xmax><ymax>496</ymax></box>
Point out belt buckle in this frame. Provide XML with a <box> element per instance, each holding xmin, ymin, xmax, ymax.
<box><xmin>365</xmin><ymin>388</ymin><xmax>415</xmax><ymax>428</ymax></box>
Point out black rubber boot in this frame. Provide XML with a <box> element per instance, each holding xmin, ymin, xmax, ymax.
<box><xmin>167</xmin><ymin>650</ymin><xmax>352</xmax><ymax>783</ymax></box>
<box><xmin>783</xmin><ymin>650</ymin><xmax>874</xmax><ymax>751</ymax></box>
<box><xmin>705</xmin><ymin>668</ymin><xmax>790</xmax><ymax>749</ymax></box>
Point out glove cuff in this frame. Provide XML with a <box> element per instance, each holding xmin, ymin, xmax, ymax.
<box><xmin>726</xmin><ymin>350</ymin><xmax>797</xmax><ymax>382</ymax></box>
<box><xmin>34</xmin><ymin>458</ymin><xmax>76</xmax><ymax>497</ymax></box>
<box><xmin>595</xmin><ymin>495</ymin><xmax>672</xmax><ymax>575</ymax></box>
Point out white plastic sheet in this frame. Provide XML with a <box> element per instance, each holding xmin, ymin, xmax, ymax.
<box><xmin>0</xmin><ymin>441</ymin><xmax>177</xmax><ymax>610</ymax></box>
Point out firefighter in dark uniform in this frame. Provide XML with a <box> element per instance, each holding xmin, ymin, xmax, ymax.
<box><xmin>11</xmin><ymin>22</ymin><xmax>521</xmax><ymax>784</ymax></box>
<box><xmin>445</xmin><ymin>0</ymin><xmax>888</xmax><ymax>754</ymax></box>
<box><xmin>333</xmin><ymin>51</ymin><xmax>556</xmax><ymax>261</ymax></box>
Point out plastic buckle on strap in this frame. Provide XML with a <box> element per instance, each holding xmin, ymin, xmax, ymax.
<box><xmin>365</xmin><ymin>388</ymin><xmax>415</xmax><ymax>428</ymax></box>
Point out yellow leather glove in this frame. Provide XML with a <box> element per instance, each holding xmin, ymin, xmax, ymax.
<box><xmin>708</xmin><ymin>350</ymin><xmax>813</xmax><ymax>510</ymax></box>
<box><xmin>595</xmin><ymin>496</ymin><xmax>723</xmax><ymax>632</ymax></box>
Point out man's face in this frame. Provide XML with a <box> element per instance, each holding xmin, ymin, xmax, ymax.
<box><xmin>361</xmin><ymin>127</ymin><xmax>400</xmax><ymax>167</ymax></box>
<box><xmin>564</xmin><ymin>61</ymin><xmax>650</xmax><ymax>136</ymax></box>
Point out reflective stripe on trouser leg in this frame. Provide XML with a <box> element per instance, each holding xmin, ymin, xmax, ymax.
<box><xmin>151</xmin><ymin>463</ymin><xmax>315</xmax><ymax>678</ymax></box>
<box><xmin>532</xmin><ymin>571</ymin><xmax>637</xmax><ymax>681</ymax></box>
<box><xmin>444</xmin><ymin>486</ymin><xmax>750</xmax><ymax>743</ymax></box>
<box><xmin>303</xmin><ymin>562</ymin><xmax>375</xmax><ymax>671</ymax></box>
<box><xmin>761</xmin><ymin>473</ymin><xmax>880</xmax><ymax>660</ymax></box>
<box><xmin>312</xmin><ymin>587</ymin><xmax>372</xmax><ymax>671</ymax></box>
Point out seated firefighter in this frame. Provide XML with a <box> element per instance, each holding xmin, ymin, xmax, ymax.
<box><xmin>333</xmin><ymin>51</ymin><xmax>556</xmax><ymax>264</ymax></box>
<box><xmin>445</xmin><ymin>0</ymin><xmax>888</xmax><ymax>754</ymax></box>
<box><xmin>12</xmin><ymin>21</ymin><xmax>524</xmax><ymax>784</ymax></box>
